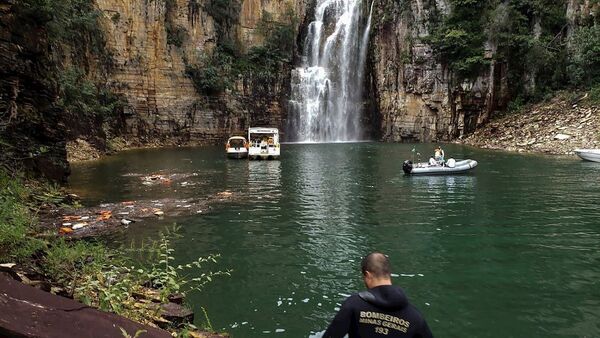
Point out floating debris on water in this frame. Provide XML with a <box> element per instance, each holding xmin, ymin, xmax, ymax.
<box><xmin>43</xmin><ymin>191</ymin><xmax>238</xmax><ymax>238</ymax></box>
<box><xmin>72</xmin><ymin>222</ymin><xmax>88</xmax><ymax>230</ymax></box>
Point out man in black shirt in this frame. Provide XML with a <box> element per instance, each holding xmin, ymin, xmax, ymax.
<box><xmin>322</xmin><ymin>252</ymin><xmax>433</xmax><ymax>338</ymax></box>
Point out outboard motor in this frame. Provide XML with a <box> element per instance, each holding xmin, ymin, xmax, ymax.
<box><xmin>402</xmin><ymin>160</ymin><xmax>413</xmax><ymax>174</ymax></box>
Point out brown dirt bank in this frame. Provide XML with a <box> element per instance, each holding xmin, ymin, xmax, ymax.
<box><xmin>457</xmin><ymin>95</ymin><xmax>600</xmax><ymax>155</ymax></box>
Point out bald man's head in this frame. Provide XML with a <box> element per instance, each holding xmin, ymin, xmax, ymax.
<box><xmin>361</xmin><ymin>252</ymin><xmax>391</xmax><ymax>279</ymax></box>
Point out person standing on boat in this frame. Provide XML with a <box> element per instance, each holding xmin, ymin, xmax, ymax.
<box><xmin>434</xmin><ymin>146</ymin><xmax>444</xmax><ymax>163</ymax></box>
<box><xmin>322</xmin><ymin>252</ymin><xmax>433</xmax><ymax>338</ymax></box>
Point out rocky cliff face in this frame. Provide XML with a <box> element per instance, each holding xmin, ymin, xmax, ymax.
<box><xmin>370</xmin><ymin>0</ymin><xmax>506</xmax><ymax>142</ymax></box>
<box><xmin>0</xmin><ymin>0</ymin><xmax>307</xmax><ymax>180</ymax></box>
<box><xmin>2</xmin><ymin>0</ymin><xmax>595</xmax><ymax>181</ymax></box>
<box><xmin>369</xmin><ymin>0</ymin><xmax>596</xmax><ymax>142</ymax></box>
<box><xmin>96</xmin><ymin>0</ymin><xmax>307</xmax><ymax>144</ymax></box>
<box><xmin>0</xmin><ymin>0</ymin><xmax>70</xmax><ymax>181</ymax></box>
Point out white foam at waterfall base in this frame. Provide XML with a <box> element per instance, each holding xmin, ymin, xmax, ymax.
<box><xmin>289</xmin><ymin>0</ymin><xmax>374</xmax><ymax>143</ymax></box>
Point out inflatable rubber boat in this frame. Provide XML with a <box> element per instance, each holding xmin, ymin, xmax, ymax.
<box><xmin>403</xmin><ymin>158</ymin><xmax>477</xmax><ymax>175</ymax></box>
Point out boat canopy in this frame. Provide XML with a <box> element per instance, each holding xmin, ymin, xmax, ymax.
<box><xmin>248</xmin><ymin>127</ymin><xmax>279</xmax><ymax>144</ymax></box>
<box><xmin>248</xmin><ymin>127</ymin><xmax>278</xmax><ymax>134</ymax></box>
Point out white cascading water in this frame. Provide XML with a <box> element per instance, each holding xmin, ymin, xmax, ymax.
<box><xmin>288</xmin><ymin>0</ymin><xmax>374</xmax><ymax>142</ymax></box>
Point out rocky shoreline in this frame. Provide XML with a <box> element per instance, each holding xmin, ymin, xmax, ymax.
<box><xmin>66</xmin><ymin>137</ymin><xmax>213</xmax><ymax>163</ymax></box>
<box><xmin>458</xmin><ymin>95</ymin><xmax>600</xmax><ymax>155</ymax></box>
<box><xmin>0</xmin><ymin>168</ymin><xmax>235</xmax><ymax>337</ymax></box>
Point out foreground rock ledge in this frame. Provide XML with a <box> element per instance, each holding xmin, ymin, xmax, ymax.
<box><xmin>0</xmin><ymin>273</ymin><xmax>228</xmax><ymax>338</ymax></box>
<box><xmin>0</xmin><ymin>272</ymin><xmax>170</xmax><ymax>338</ymax></box>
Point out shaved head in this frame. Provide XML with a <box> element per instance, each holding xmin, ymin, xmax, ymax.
<box><xmin>361</xmin><ymin>252</ymin><xmax>391</xmax><ymax>279</ymax></box>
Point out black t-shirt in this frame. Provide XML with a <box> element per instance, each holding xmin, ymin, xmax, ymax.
<box><xmin>322</xmin><ymin>285</ymin><xmax>433</xmax><ymax>338</ymax></box>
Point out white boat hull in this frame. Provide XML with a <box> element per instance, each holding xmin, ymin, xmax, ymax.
<box><xmin>248</xmin><ymin>150</ymin><xmax>280</xmax><ymax>160</ymax></box>
<box><xmin>403</xmin><ymin>159</ymin><xmax>478</xmax><ymax>175</ymax></box>
<box><xmin>574</xmin><ymin>149</ymin><xmax>600</xmax><ymax>163</ymax></box>
<box><xmin>226</xmin><ymin>150</ymin><xmax>248</xmax><ymax>159</ymax></box>
<box><xmin>248</xmin><ymin>145</ymin><xmax>280</xmax><ymax>160</ymax></box>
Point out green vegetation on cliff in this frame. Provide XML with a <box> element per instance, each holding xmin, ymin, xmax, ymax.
<box><xmin>185</xmin><ymin>7</ymin><xmax>298</xmax><ymax>95</ymax></box>
<box><xmin>424</xmin><ymin>0</ymin><xmax>599</xmax><ymax>102</ymax></box>
<box><xmin>11</xmin><ymin>0</ymin><xmax>123</xmax><ymax>131</ymax></box>
<box><xmin>17</xmin><ymin>0</ymin><xmax>107</xmax><ymax>56</ymax></box>
<box><xmin>59</xmin><ymin>67</ymin><xmax>125</xmax><ymax>121</ymax></box>
<box><xmin>1</xmin><ymin>0</ymin><xmax>126</xmax><ymax>181</ymax></box>
<box><xmin>568</xmin><ymin>25</ymin><xmax>600</xmax><ymax>88</ymax></box>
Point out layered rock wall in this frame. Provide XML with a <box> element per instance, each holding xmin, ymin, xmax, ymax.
<box><xmin>1</xmin><ymin>0</ymin><xmax>307</xmax><ymax>180</ymax></box>
<box><xmin>370</xmin><ymin>0</ymin><xmax>598</xmax><ymax>143</ymax></box>
<box><xmin>370</xmin><ymin>0</ymin><xmax>508</xmax><ymax>142</ymax></box>
<box><xmin>96</xmin><ymin>0</ymin><xmax>306</xmax><ymax>144</ymax></box>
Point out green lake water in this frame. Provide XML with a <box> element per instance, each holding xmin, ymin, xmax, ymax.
<box><xmin>69</xmin><ymin>143</ymin><xmax>600</xmax><ymax>338</ymax></box>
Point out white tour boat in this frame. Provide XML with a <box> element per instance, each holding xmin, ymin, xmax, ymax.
<box><xmin>248</xmin><ymin>127</ymin><xmax>280</xmax><ymax>160</ymax></box>
<box><xmin>574</xmin><ymin>149</ymin><xmax>600</xmax><ymax>162</ymax></box>
<box><xmin>225</xmin><ymin>136</ymin><xmax>248</xmax><ymax>159</ymax></box>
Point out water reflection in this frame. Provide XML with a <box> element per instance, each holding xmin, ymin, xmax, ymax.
<box><xmin>407</xmin><ymin>174</ymin><xmax>477</xmax><ymax>195</ymax></box>
<box><xmin>291</xmin><ymin>144</ymin><xmax>367</xmax><ymax>309</ymax></box>
<box><xmin>246</xmin><ymin>161</ymin><xmax>282</xmax><ymax>208</ymax></box>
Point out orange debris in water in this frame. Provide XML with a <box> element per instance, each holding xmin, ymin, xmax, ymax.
<box><xmin>96</xmin><ymin>210</ymin><xmax>112</xmax><ymax>221</ymax></box>
<box><xmin>59</xmin><ymin>227</ymin><xmax>73</xmax><ymax>234</ymax></box>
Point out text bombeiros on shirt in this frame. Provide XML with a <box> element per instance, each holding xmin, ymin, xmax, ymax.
<box><xmin>359</xmin><ymin>311</ymin><xmax>410</xmax><ymax>334</ymax></box>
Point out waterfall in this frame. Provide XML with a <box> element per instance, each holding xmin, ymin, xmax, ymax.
<box><xmin>288</xmin><ymin>0</ymin><xmax>374</xmax><ymax>142</ymax></box>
